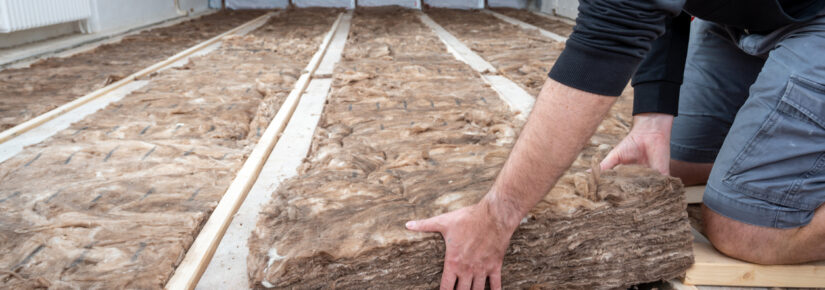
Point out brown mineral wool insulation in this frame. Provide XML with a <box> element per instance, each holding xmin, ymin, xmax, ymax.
<box><xmin>492</xmin><ymin>8</ymin><xmax>575</xmax><ymax>37</ymax></box>
<box><xmin>426</xmin><ymin>8</ymin><xmax>634</xmax><ymax>175</ymax></box>
<box><xmin>0</xmin><ymin>10</ymin><xmax>264</xmax><ymax>132</ymax></box>
<box><xmin>0</xmin><ymin>9</ymin><xmax>339</xmax><ymax>289</ymax></box>
<box><xmin>248</xmin><ymin>8</ymin><xmax>693</xmax><ymax>289</ymax></box>
<box><xmin>427</xmin><ymin>8</ymin><xmax>563</xmax><ymax>97</ymax></box>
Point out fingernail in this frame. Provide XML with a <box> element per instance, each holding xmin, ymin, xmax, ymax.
<box><xmin>405</xmin><ymin>221</ymin><xmax>415</xmax><ymax>229</ymax></box>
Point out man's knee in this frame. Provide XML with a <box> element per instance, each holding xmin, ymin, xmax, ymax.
<box><xmin>669</xmin><ymin>159</ymin><xmax>712</xmax><ymax>186</ymax></box>
<box><xmin>702</xmin><ymin>205</ymin><xmax>799</xmax><ymax>264</ymax></box>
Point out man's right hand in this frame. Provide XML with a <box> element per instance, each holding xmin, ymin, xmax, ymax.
<box><xmin>599</xmin><ymin>113</ymin><xmax>674</xmax><ymax>175</ymax></box>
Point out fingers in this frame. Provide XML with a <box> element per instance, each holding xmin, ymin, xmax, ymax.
<box><xmin>456</xmin><ymin>274</ymin><xmax>472</xmax><ymax>290</ymax></box>
<box><xmin>490</xmin><ymin>270</ymin><xmax>502</xmax><ymax>290</ymax></box>
<box><xmin>406</xmin><ymin>216</ymin><xmax>443</xmax><ymax>233</ymax></box>
<box><xmin>648</xmin><ymin>140</ymin><xmax>671</xmax><ymax>175</ymax></box>
<box><xmin>439</xmin><ymin>269</ymin><xmax>457</xmax><ymax>290</ymax></box>
<box><xmin>472</xmin><ymin>275</ymin><xmax>486</xmax><ymax>290</ymax></box>
<box><xmin>599</xmin><ymin>145</ymin><xmax>629</xmax><ymax>171</ymax></box>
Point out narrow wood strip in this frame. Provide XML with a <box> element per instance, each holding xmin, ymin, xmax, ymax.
<box><xmin>482</xmin><ymin>75</ymin><xmax>535</xmax><ymax>118</ymax></box>
<box><xmin>196</xmin><ymin>11</ymin><xmax>352</xmax><ymax>290</ymax></box>
<box><xmin>530</xmin><ymin>10</ymin><xmax>576</xmax><ymax>26</ymax></box>
<box><xmin>418</xmin><ymin>13</ymin><xmax>498</xmax><ymax>73</ymax></box>
<box><xmin>685</xmin><ymin>185</ymin><xmax>704</xmax><ymax>204</ymax></box>
<box><xmin>685</xmin><ymin>228</ymin><xmax>825</xmax><ymax>287</ymax></box>
<box><xmin>483</xmin><ymin>9</ymin><xmax>567</xmax><ymax>42</ymax></box>
<box><xmin>0</xmin><ymin>81</ymin><xmax>148</xmax><ymax>163</ymax></box>
<box><xmin>0</xmin><ymin>11</ymin><xmax>277</xmax><ymax>146</ymax></box>
<box><xmin>164</xmin><ymin>12</ymin><xmax>348</xmax><ymax>290</ymax></box>
<box><xmin>419</xmin><ymin>12</ymin><xmax>534</xmax><ymax>120</ymax></box>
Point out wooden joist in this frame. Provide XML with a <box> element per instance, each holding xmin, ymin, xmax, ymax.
<box><xmin>419</xmin><ymin>12</ymin><xmax>535</xmax><ymax>120</ymax></box>
<box><xmin>685</xmin><ymin>229</ymin><xmax>825</xmax><ymax>288</ymax></box>
<box><xmin>530</xmin><ymin>10</ymin><xmax>576</xmax><ymax>26</ymax></box>
<box><xmin>195</xmin><ymin>11</ymin><xmax>353</xmax><ymax>289</ymax></box>
<box><xmin>0</xmin><ymin>11</ymin><xmax>277</xmax><ymax>147</ymax></box>
<box><xmin>164</xmin><ymin>12</ymin><xmax>350</xmax><ymax>290</ymax></box>
<box><xmin>685</xmin><ymin>185</ymin><xmax>704</xmax><ymax>204</ymax></box>
<box><xmin>483</xmin><ymin>10</ymin><xmax>567</xmax><ymax>43</ymax></box>
<box><xmin>0</xmin><ymin>12</ymin><xmax>278</xmax><ymax>164</ymax></box>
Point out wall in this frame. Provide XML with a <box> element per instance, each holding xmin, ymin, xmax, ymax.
<box><xmin>226</xmin><ymin>0</ymin><xmax>288</xmax><ymax>8</ymax></box>
<box><xmin>423</xmin><ymin>0</ymin><xmax>481</xmax><ymax>9</ymax></box>
<box><xmin>0</xmin><ymin>0</ymin><xmax>211</xmax><ymax>48</ymax></box>
<box><xmin>357</xmin><ymin>0</ymin><xmax>420</xmax><ymax>8</ymax></box>
<box><xmin>0</xmin><ymin>22</ymin><xmax>79</xmax><ymax>48</ymax></box>
<box><xmin>488</xmin><ymin>0</ymin><xmax>528</xmax><ymax>8</ymax></box>
<box><xmin>294</xmin><ymin>0</ymin><xmax>354</xmax><ymax>8</ymax></box>
<box><xmin>89</xmin><ymin>0</ymin><xmax>211</xmax><ymax>32</ymax></box>
<box><xmin>536</xmin><ymin>0</ymin><xmax>578</xmax><ymax>20</ymax></box>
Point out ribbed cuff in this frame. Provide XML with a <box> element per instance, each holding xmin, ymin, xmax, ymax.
<box><xmin>548</xmin><ymin>40</ymin><xmax>642</xmax><ymax>97</ymax></box>
<box><xmin>632</xmin><ymin>81</ymin><xmax>680</xmax><ymax>116</ymax></box>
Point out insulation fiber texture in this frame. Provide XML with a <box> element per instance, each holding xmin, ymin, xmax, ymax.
<box><xmin>0</xmin><ymin>11</ymin><xmax>264</xmax><ymax>132</ymax></box>
<box><xmin>0</xmin><ymin>9</ymin><xmax>339</xmax><ymax>289</ymax></box>
<box><xmin>248</xmin><ymin>8</ymin><xmax>693</xmax><ymax>289</ymax></box>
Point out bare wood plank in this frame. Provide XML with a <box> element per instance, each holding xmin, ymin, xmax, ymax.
<box><xmin>669</xmin><ymin>280</ymin><xmax>700</xmax><ymax>290</ymax></box>
<box><xmin>482</xmin><ymin>75</ymin><xmax>535</xmax><ymax>118</ymax></box>
<box><xmin>685</xmin><ymin>228</ymin><xmax>825</xmax><ymax>287</ymax></box>
<box><xmin>0</xmin><ymin>81</ymin><xmax>148</xmax><ymax>163</ymax></box>
<box><xmin>685</xmin><ymin>185</ymin><xmax>704</xmax><ymax>204</ymax></box>
<box><xmin>418</xmin><ymin>13</ymin><xmax>498</xmax><ymax>74</ymax></box>
<box><xmin>483</xmin><ymin>9</ymin><xmax>567</xmax><ymax>43</ymax></box>
<box><xmin>0</xmin><ymin>11</ymin><xmax>277</xmax><ymax>146</ymax></box>
<box><xmin>530</xmin><ymin>10</ymin><xmax>576</xmax><ymax>26</ymax></box>
<box><xmin>164</xmin><ymin>12</ymin><xmax>348</xmax><ymax>290</ymax></box>
<box><xmin>195</xmin><ymin>11</ymin><xmax>352</xmax><ymax>290</ymax></box>
<box><xmin>419</xmin><ymin>12</ymin><xmax>534</xmax><ymax>120</ymax></box>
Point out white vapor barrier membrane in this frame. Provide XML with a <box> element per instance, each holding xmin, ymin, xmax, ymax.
<box><xmin>294</xmin><ymin>0</ymin><xmax>354</xmax><ymax>8</ymax></box>
<box><xmin>488</xmin><ymin>0</ymin><xmax>527</xmax><ymax>8</ymax></box>
<box><xmin>227</xmin><ymin>0</ymin><xmax>288</xmax><ymax>9</ymax></box>
<box><xmin>357</xmin><ymin>0</ymin><xmax>419</xmax><ymax>8</ymax></box>
<box><xmin>423</xmin><ymin>0</ymin><xmax>481</xmax><ymax>8</ymax></box>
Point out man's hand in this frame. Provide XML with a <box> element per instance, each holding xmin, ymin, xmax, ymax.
<box><xmin>406</xmin><ymin>79</ymin><xmax>616</xmax><ymax>289</ymax></box>
<box><xmin>599</xmin><ymin>113</ymin><xmax>674</xmax><ymax>175</ymax></box>
<box><xmin>406</xmin><ymin>195</ymin><xmax>520</xmax><ymax>290</ymax></box>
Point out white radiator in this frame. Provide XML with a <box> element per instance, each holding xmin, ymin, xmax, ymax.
<box><xmin>0</xmin><ymin>0</ymin><xmax>92</xmax><ymax>33</ymax></box>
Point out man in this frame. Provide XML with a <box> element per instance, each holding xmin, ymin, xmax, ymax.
<box><xmin>406</xmin><ymin>0</ymin><xmax>825</xmax><ymax>289</ymax></box>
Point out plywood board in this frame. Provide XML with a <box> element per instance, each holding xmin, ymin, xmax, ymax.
<box><xmin>685</xmin><ymin>229</ymin><xmax>825</xmax><ymax>288</ymax></box>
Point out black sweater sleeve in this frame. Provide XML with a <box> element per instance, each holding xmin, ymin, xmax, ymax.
<box><xmin>548</xmin><ymin>0</ymin><xmax>686</xmax><ymax>96</ymax></box>
<box><xmin>632</xmin><ymin>12</ymin><xmax>691</xmax><ymax>116</ymax></box>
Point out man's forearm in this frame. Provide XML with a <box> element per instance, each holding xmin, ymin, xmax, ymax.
<box><xmin>483</xmin><ymin>78</ymin><xmax>616</xmax><ymax>229</ymax></box>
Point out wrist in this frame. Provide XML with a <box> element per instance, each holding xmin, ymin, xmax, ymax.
<box><xmin>632</xmin><ymin>113</ymin><xmax>674</xmax><ymax>134</ymax></box>
<box><xmin>480</xmin><ymin>191</ymin><xmax>525</xmax><ymax>232</ymax></box>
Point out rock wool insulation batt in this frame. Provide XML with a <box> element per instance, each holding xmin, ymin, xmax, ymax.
<box><xmin>248</xmin><ymin>8</ymin><xmax>693</xmax><ymax>289</ymax></box>
<box><xmin>0</xmin><ymin>9</ymin><xmax>340</xmax><ymax>289</ymax></box>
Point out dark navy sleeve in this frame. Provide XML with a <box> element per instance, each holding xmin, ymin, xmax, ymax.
<box><xmin>632</xmin><ymin>12</ymin><xmax>691</xmax><ymax>116</ymax></box>
<box><xmin>548</xmin><ymin>0</ymin><xmax>686</xmax><ymax>96</ymax></box>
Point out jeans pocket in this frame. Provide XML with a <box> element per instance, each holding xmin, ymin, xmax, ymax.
<box><xmin>722</xmin><ymin>75</ymin><xmax>825</xmax><ymax>210</ymax></box>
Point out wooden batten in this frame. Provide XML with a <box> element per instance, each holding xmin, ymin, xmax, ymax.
<box><xmin>164</xmin><ymin>12</ymin><xmax>349</xmax><ymax>290</ymax></box>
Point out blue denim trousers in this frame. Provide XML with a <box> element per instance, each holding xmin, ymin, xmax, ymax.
<box><xmin>671</xmin><ymin>13</ymin><xmax>825</xmax><ymax>228</ymax></box>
